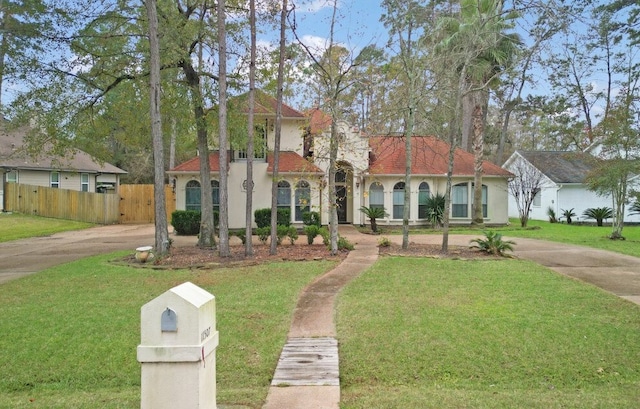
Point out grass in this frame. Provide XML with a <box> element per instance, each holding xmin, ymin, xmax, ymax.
<box><xmin>0</xmin><ymin>213</ymin><xmax>93</xmax><ymax>243</ymax></box>
<box><xmin>0</xmin><ymin>254</ymin><xmax>340</xmax><ymax>408</ymax></box>
<box><xmin>490</xmin><ymin>219</ymin><xmax>640</xmax><ymax>258</ymax></box>
<box><xmin>337</xmin><ymin>257</ymin><xmax>640</xmax><ymax>408</ymax></box>
<box><xmin>368</xmin><ymin>219</ymin><xmax>640</xmax><ymax>258</ymax></box>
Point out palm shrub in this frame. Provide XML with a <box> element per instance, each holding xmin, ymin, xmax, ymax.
<box><xmin>425</xmin><ymin>193</ymin><xmax>445</xmax><ymax>228</ymax></box>
<box><xmin>561</xmin><ymin>208</ymin><xmax>576</xmax><ymax>224</ymax></box>
<box><xmin>583</xmin><ymin>207</ymin><xmax>613</xmax><ymax>226</ymax></box>
<box><xmin>547</xmin><ymin>206</ymin><xmax>557</xmax><ymax>223</ymax></box>
<box><xmin>629</xmin><ymin>201</ymin><xmax>640</xmax><ymax>216</ymax></box>
<box><xmin>469</xmin><ymin>231</ymin><xmax>516</xmax><ymax>256</ymax></box>
<box><xmin>359</xmin><ymin>206</ymin><xmax>388</xmax><ymax>233</ymax></box>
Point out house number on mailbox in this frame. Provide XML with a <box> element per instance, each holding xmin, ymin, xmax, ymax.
<box><xmin>161</xmin><ymin>308</ymin><xmax>177</xmax><ymax>332</ymax></box>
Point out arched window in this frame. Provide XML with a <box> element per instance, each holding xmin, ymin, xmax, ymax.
<box><xmin>185</xmin><ymin>180</ymin><xmax>201</xmax><ymax>211</ymax></box>
<box><xmin>369</xmin><ymin>182</ymin><xmax>384</xmax><ymax>211</ymax></box>
<box><xmin>295</xmin><ymin>180</ymin><xmax>311</xmax><ymax>221</ymax></box>
<box><xmin>452</xmin><ymin>183</ymin><xmax>468</xmax><ymax>217</ymax></box>
<box><xmin>418</xmin><ymin>182</ymin><xmax>430</xmax><ymax>219</ymax></box>
<box><xmin>393</xmin><ymin>182</ymin><xmax>405</xmax><ymax>219</ymax></box>
<box><xmin>277</xmin><ymin>181</ymin><xmax>291</xmax><ymax>221</ymax></box>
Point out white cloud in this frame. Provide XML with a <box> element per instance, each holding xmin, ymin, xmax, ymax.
<box><xmin>295</xmin><ymin>0</ymin><xmax>340</xmax><ymax>13</ymax></box>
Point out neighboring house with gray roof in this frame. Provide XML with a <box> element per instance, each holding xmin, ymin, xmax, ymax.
<box><xmin>503</xmin><ymin>150</ymin><xmax>640</xmax><ymax>223</ymax></box>
<box><xmin>1</xmin><ymin>122</ymin><xmax>127</xmax><ymax>211</ymax></box>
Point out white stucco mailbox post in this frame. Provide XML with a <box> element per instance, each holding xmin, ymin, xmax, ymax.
<box><xmin>137</xmin><ymin>282</ymin><xmax>218</xmax><ymax>409</ymax></box>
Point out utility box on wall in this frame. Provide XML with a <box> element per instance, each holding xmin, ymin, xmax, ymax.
<box><xmin>137</xmin><ymin>282</ymin><xmax>218</xmax><ymax>409</ymax></box>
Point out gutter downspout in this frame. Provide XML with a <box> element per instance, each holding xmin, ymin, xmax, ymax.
<box><xmin>556</xmin><ymin>184</ymin><xmax>563</xmax><ymax>217</ymax></box>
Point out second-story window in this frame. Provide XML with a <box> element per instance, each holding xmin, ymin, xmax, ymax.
<box><xmin>237</xmin><ymin>125</ymin><xmax>267</xmax><ymax>160</ymax></box>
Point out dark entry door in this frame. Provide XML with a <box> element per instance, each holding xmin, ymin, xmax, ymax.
<box><xmin>336</xmin><ymin>186</ymin><xmax>347</xmax><ymax>223</ymax></box>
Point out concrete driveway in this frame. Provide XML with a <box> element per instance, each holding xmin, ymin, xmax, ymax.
<box><xmin>0</xmin><ymin>224</ymin><xmax>195</xmax><ymax>285</ymax></box>
<box><xmin>1</xmin><ymin>225</ymin><xmax>640</xmax><ymax>307</ymax></box>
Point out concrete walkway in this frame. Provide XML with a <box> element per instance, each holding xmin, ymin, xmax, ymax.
<box><xmin>262</xmin><ymin>225</ymin><xmax>379</xmax><ymax>409</ymax></box>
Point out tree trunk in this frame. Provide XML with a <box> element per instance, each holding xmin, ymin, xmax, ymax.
<box><xmin>145</xmin><ymin>0</ymin><xmax>170</xmax><ymax>255</ymax></box>
<box><xmin>217</xmin><ymin>0</ymin><xmax>230</xmax><ymax>257</ymax></box>
<box><xmin>471</xmin><ymin>96</ymin><xmax>485</xmax><ymax>227</ymax></box>
<box><xmin>183</xmin><ymin>62</ymin><xmax>215</xmax><ymax>249</ymax></box>
<box><xmin>270</xmin><ymin>0</ymin><xmax>288</xmax><ymax>255</ymax></box>
<box><xmin>244</xmin><ymin>0</ymin><xmax>256</xmax><ymax>256</ymax></box>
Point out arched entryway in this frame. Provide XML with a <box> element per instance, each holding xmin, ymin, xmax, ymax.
<box><xmin>335</xmin><ymin>162</ymin><xmax>353</xmax><ymax>224</ymax></box>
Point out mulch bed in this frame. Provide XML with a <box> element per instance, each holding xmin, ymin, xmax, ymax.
<box><xmin>378</xmin><ymin>243</ymin><xmax>505</xmax><ymax>260</ymax></box>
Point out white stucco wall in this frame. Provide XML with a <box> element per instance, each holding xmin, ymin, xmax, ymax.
<box><xmin>360</xmin><ymin>176</ymin><xmax>510</xmax><ymax>226</ymax></box>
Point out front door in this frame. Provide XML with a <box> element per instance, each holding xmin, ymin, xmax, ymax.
<box><xmin>336</xmin><ymin>185</ymin><xmax>347</xmax><ymax>223</ymax></box>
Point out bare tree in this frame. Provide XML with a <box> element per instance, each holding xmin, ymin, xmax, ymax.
<box><xmin>507</xmin><ymin>158</ymin><xmax>546</xmax><ymax>228</ymax></box>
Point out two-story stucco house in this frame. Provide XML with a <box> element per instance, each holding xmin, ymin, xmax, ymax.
<box><xmin>168</xmin><ymin>91</ymin><xmax>513</xmax><ymax>229</ymax></box>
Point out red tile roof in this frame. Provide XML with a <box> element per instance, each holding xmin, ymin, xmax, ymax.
<box><xmin>369</xmin><ymin>136</ymin><xmax>512</xmax><ymax>177</ymax></box>
<box><xmin>169</xmin><ymin>151</ymin><xmax>322</xmax><ymax>175</ymax></box>
<box><xmin>170</xmin><ymin>151</ymin><xmax>228</xmax><ymax>173</ymax></box>
<box><xmin>267</xmin><ymin>151</ymin><xmax>323</xmax><ymax>174</ymax></box>
<box><xmin>231</xmin><ymin>90</ymin><xmax>305</xmax><ymax>118</ymax></box>
<box><xmin>304</xmin><ymin>107</ymin><xmax>332</xmax><ymax>135</ymax></box>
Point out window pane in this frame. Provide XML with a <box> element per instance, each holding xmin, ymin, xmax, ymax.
<box><xmin>186</xmin><ymin>180</ymin><xmax>201</xmax><ymax>211</ymax></box>
<box><xmin>482</xmin><ymin>185</ymin><xmax>488</xmax><ymax>218</ymax></box>
<box><xmin>452</xmin><ymin>183</ymin><xmax>467</xmax><ymax>217</ymax></box>
<box><xmin>277</xmin><ymin>181</ymin><xmax>291</xmax><ymax>206</ymax></box>
<box><xmin>533</xmin><ymin>191</ymin><xmax>541</xmax><ymax>207</ymax></box>
<box><xmin>393</xmin><ymin>183</ymin><xmax>404</xmax><ymax>219</ymax></box>
<box><xmin>369</xmin><ymin>183</ymin><xmax>383</xmax><ymax>207</ymax></box>
<box><xmin>418</xmin><ymin>182</ymin><xmax>430</xmax><ymax>218</ymax></box>
<box><xmin>295</xmin><ymin>181</ymin><xmax>311</xmax><ymax>221</ymax></box>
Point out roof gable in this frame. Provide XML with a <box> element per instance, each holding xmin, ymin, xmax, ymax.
<box><xmin>369</xmin><ymin>136</ymin><xmax>512</xmax><ymax>177</ymax></box>
<box><xmin>516</xmin><ymin>150</ymin><xmax>595</xmax><ymax>183</ymax></box>
<box><xmin>0</xmin><ymin>124</ymin><xmax>126</xmax><ymax>174</ymax></box>
<box><xmin>230</xmin><ymin>90</ymin><xmax>305</xmax><ymax>119</ymax></box>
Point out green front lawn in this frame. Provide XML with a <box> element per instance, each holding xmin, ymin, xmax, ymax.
<box><xmin>337</xmin><ymin>256</ymin><xmax>640</xmax><ymax>408</ymax></box>
<box><xmin>0</xmin><ymin>213</ymin><xmax>93</xmax><ymax>243</ymax></box>
<box><xmin>0</xmin><ymin>254</ymin><xmax>339</xmax><ymax>408</ymax></box>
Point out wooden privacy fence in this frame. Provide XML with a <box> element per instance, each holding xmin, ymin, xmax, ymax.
<box><xmin>5</xmin><ymin>183</ymin><xmax>120</xmax><ymax>224</ymax></box>
<box><xmin>4</xmin><ymin>183</ymin><xmax>177</xmax><ymax>224</ymax></box>
<box><xmin>118</xmin><ymin>184</ymin><xmax>176</xmax><ymax>224</ymax></box>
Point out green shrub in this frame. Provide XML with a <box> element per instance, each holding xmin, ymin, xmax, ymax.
<box><xmin>171</xmin><ymin>210</ymin><xmax>201</xmax><ymax>235</ymax></box>
<box><xmin>304</xmin><ymin>225</ymin><xmax>320</xmax><ymax>245</ymax></box>
<box><xmin>424</xmin><ymin>193</ymin><xmax>445</xmax><ymax>228</ymax></box>
<box><xmin>469</xmin><ymin>231</ymin><xmax>515</xmax><ymax>257</ymax></box>
<box><xmin>287</xmin><ymin>226</ymin><xmax>299</xmax><ymax>245</ymax></box>
<box><xmin>302</xmin><ymin>211</ymin><xmax>321</xmax><ymax>227</ymax></box>
<box><xmin>256</xmin><ymin>227</ymin><xmax>270</xmax><ymax>244</ymax></box>
<box><xmin>233</xmin><ymin>229</ymin><xmax>247</xmax><ymax>244</ymax></box>
<box><xmin>277</xmin><ymin>208</ymin><xmax>291</xmax><ymax>227</ymax></box>
<box><xmin>276</xmin><ymin>225</ymin><xmax>289</xmax><ymax>245</ymax></box>
<box><xmin>359</xmin><ymin>206</ymin><xmax>388</xmax><ymax>233</ymax></box>
<box><xmin>254</xmin><ymin>208</ymin><xmax>271</xmax><ymax>228</ymax></box>
<box><xmin>319</xmin><ymin>226</ymin><xmax>330</xmax><ymax>246</ymax></box>
<box><xmin>254</xmin><ymin>208</ymin><xmax>291</xmax><ymax>228</ymax></box>
<box><xmin>547</xmin><ymin>206</ymin><xmax>557</xmax><ymax>223</ymax></box>
<box><xmin>378</xmin><ymin>236</ymin><xmax>391</xmax><ymax>247</ymax></box>
<box><xmin>583</xmin><ymin>207</ymin><xmax>613</xmax><ymax>226</ymax></box>
<box><xmin>337</xmin><ymin>236</ymin><xmax>354</xmax><ymax>251</ymax></box>
<box><xmin>561</xmin><ymin>208</ymin><xmax>576</xmax><ymax>224</ymax></box>
<box><xmin>630</xmin><ymin>201</ymin><xmax>640</xmax><ymax>216</ymax></box>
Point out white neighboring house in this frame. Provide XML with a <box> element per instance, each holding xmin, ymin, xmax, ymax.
<box><xmin>168</xmin><ymin>91</ymin><xmax>513</xmax><ymax>229</ymax></box>
<box><xmin>502</xmin><ymin>150</ymin><xmax>640</xmax><ymax>223</ymax></box>
<box><xmin>0</xmin><ymin>122</ymin><xmax>127</xmax><ymax>211</ymax></box>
